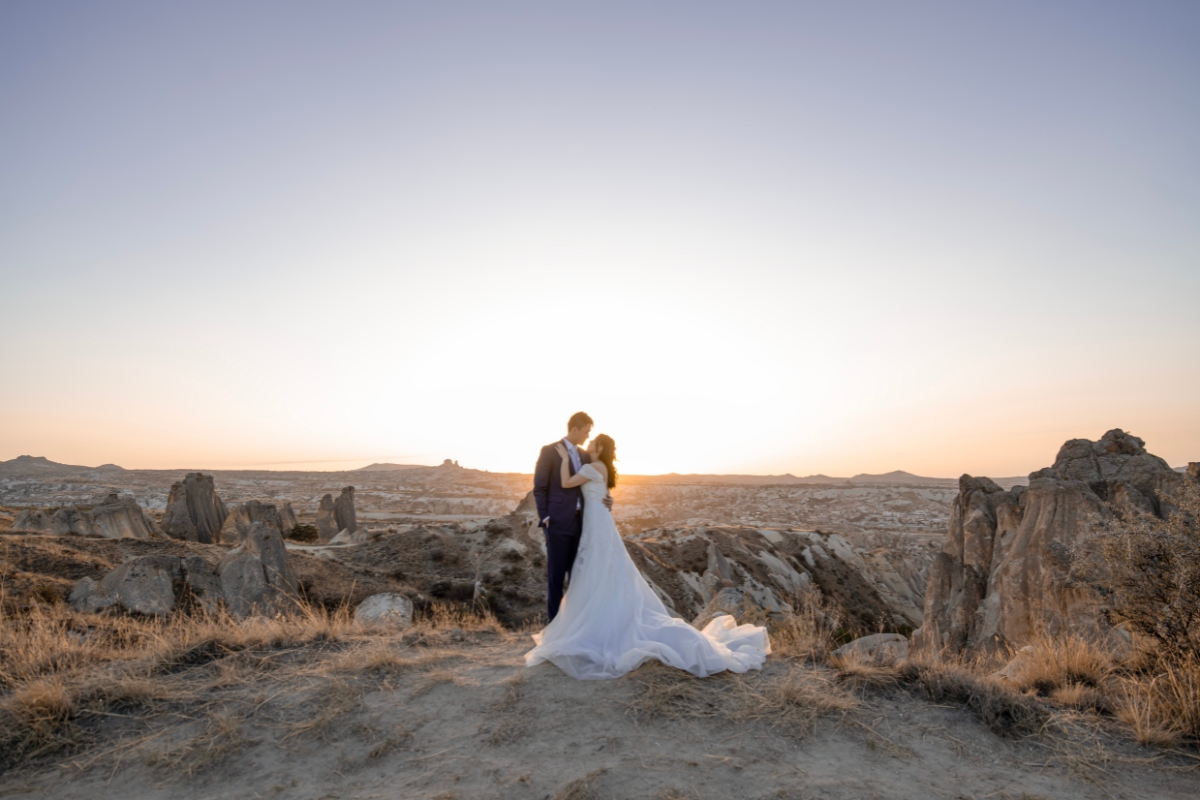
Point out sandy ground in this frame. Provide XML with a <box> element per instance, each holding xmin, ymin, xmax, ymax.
<box><xmin>3</xmin><ymin>632</ymin><xmax>1198</xmax><ymax>800</ymax></box>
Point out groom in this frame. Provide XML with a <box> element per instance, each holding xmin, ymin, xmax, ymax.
<box><xmin>533</xmin><ymin>411</ymin><xmax>613</xmax><ymax>621</ymax></box>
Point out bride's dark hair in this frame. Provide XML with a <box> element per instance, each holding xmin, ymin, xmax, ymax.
<box><xmin>593</xmin><ymin>434</ymin><xmax>618</xmax><ymax>489</ymax></box>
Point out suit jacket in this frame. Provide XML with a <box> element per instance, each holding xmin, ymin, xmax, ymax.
<box><xmin>533</xmin><ymin>440</ymin><xmax>592</xmax><ymax>532</ymax></box>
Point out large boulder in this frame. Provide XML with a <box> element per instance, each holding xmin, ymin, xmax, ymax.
<box><xmin>161</xmin><ymin>473</ymin><xmax>228</xmax><ymax>544</ymax></box>
<box><xmin>316</xmin><ymin>494</ymin><xmax>338</xmax><ymax>543</ymax></box>
<box><xmin>218</xmin><ymin>521</ymin><xmax>299</xmax><ymax>617</ymax></box>
<box><xmin>68</xmin><ymin>554</ymin><xmax>222</xmax><ymax>616</ymax></box>
<box><xmin>219</xmin><ymin>500</ymin><xmax>283</xmax><ymax>545</ymax></box>
<box><xmin>334</xmin><ymin>486</ymin><xmax>358</xmax><ymax>534</ymax></box>
<box><xmin>353</xmin><ymin>593</ymin><xmax>414</xmax><ymax>629</ymax></box>
<box><xmin>919</xmin><ymin>429</ymin><xmax>1186</xmax><ymax>652</ymax></box>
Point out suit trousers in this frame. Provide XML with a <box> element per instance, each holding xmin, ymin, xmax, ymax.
<box><xmin>544</xmin><ymin>510</ymin><xmax>584</xmax><ymax>621</ymax></box>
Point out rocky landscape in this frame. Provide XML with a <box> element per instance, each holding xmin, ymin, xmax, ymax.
<box><xmin>1</xmin><ymin>430</ymin><xmax>1198</xmax><ymax>799</ymax></box>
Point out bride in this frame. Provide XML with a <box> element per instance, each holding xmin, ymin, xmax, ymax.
<box><xmin>525</xmin><ymin>435</ymin><xmax>770</xmax><ymax>680</ymax></box>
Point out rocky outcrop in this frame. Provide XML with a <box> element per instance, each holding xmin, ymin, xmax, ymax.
<box><xmin>334</xmin><ymin>486</ymin><xmax>357</xmax><ymax>534</ymax></box>
<box><xmin>918</xmin><ymin>429</ymin><xmax>1187</xmax><ymax>652</ymax></box>
<box><xmin>513</xmin><ymin>491</ymin><xmax>538</xmax><ymax>515</ymax></box>
<box><xmin>161</xmin><ymin>473</ymin><xmax>228</xmax><ymax>543</ymax></box>
<box><xmin>11</xmin><ymin>495</ymin><xmax>159</xmax><ymax>540</ymax></box>
<box><xmin>316</xmin><ymin>494</ymin><xmax>338</xmax><ymax>543</ymax></box>
<box><xmin>90</xmin><ymin>493</ymin><xmax>161</xmax><ymax>539</ymax></box>
<box><xmin>219</xmin><ymin>500</ymin><xmax>282</xmax><ymax>545</ymax></box>
<box><xmin>218</xmin><ymin>521</ymin><xmax>299</xmax><ymax>617</ymax></box>
<box><xmin>624</xmin><ymin>525</ymin><xmax>930</xmax><ymax>631</ymax></box>
<box><xmin>68</xmin><ymin>554</ymin><xmax>222</xmax><ymax>615</ymax></box>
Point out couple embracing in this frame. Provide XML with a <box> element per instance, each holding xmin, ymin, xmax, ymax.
<box><xmin>525</xmin><ymin>412</ymin><xmax>771</xmax><ymax>681</ymax></box>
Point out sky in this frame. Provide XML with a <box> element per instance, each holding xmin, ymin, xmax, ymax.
<box><xmin>1</xmin><ymin>2</ymin><xmax>1197</xmax><ymax>477</ymax></box>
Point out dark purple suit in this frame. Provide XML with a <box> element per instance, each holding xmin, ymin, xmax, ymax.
<box><xmin>532</xmin><ymin>440</ymin><xmax>592</xmax><ymax>621</ymax></box>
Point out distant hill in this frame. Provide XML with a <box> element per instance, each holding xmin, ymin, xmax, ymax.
<box><xmin>848</xmin><ymin>470</ymin><xmax>950</xmax><ymax>485</ymax></box>
<box><xmin>355</xmin><ymin>463</ymin><xmax>431</xmax><ymax>472</ymax></box>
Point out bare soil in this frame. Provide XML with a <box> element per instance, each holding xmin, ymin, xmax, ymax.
<box><xmin>3</xmin><ymin>632</ymin><xmax>1196</xmax><ymax>800</ymax></box>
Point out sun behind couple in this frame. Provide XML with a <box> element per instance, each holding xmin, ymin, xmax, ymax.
<box><xmin>525</xmin><ymin>411</ymin><xmax>771</xmax><ymax>680</ymax></box>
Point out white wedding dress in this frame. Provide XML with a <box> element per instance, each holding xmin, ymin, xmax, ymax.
<box><xmin>525</xmin><ymin>464</ymin><xmax>770</xmax><ymax>680</ymax></box>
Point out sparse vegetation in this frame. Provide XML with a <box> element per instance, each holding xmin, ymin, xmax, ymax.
<box><xmin>0</xmin><ymin>595</ymin><xmax>503</xmax><ymax>773</ymax></box>
<box><xmin>1086</xmin><ymin>479</ymin><xmax>1200</xmax><ymax>662</ymax></box>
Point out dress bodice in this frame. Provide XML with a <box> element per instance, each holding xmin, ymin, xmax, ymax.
<box><xmin>577</xmin><ymin>463</ymin><xmax>608</xmax><ymax>503</ymax></box>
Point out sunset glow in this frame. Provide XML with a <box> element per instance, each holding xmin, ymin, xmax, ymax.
<box><xmin>1</xmin><ymin>3</ymin><xmax>1197</xmax><ymax>477</ymax></box>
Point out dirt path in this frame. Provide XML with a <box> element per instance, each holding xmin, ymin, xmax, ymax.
<box><xmin>5</xmin><ymin>633</ymin><xmax>1197</xmax><ymax>800</ymax></box>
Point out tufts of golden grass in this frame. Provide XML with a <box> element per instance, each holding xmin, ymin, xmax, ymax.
<box><xmin>1110</xmin><ymin>656</ymin><xmax>1200</xmax><ymax>747</ymax></box>
<box><xmin>766</xmin><ymin>589</ymin><xmax>838</xmax><ymax>663</ymax></box>
<box><xmin>829</xmin><ymin>649</ymin><xmax>900</xmax><ymax>691</ymax></box>
<box><xmin>0</xmin><ymin>595</ymin><xmax>504</xmax><ymax>772</ymax></box>
<box><xmin>898</xmin><ymin>653</ymin><xmax>1050</xmax><ymax>739</ymax></box>
<box><xmin>1006</xmin><ymin>634</ymin><xmax>1115</xmax><ymax>696</ymax></box>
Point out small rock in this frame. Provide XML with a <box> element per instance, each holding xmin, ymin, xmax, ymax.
<box><xmin>833</xmin><ymin>633</ymin><xmax>910</xmax><ymax>665</ymax></box>
<box><xmin>353</xmin><ymin>593</ymin><xmax>414</xmax><ymax>630</ymax></box>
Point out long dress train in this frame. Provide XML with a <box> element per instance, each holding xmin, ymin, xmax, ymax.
<box><xmin>525</xmin><ymin>464</ymin><xmax>770</xmax><ymax>680</ymax></box>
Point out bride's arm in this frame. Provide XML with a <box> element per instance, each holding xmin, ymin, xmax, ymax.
<box><xmin>556</xmin><ymin>444</ymin><xmax>591</xmax><ymax>488</ymax></box>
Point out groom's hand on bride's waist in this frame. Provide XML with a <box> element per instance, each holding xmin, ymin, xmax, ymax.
<box><xmin>603</xmin><ymin>495</ymin><xmax>614</xmax><ymax>510</ymax></box>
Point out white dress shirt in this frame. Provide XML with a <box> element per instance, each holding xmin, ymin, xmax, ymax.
<box><xmin>563</xmin><ymin>438</ymin><xmax>583</xmax><ymax>510</ymax></box>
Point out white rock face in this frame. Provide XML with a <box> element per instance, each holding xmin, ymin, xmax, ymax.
<box><xmin>354</xmin><ymin>593</ymin><xmax>414</xmax><ymax>629</ymax></box>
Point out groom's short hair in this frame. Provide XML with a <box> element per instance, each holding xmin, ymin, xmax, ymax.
<box><xmin>567</xmin><ymin>411</ymin><xmax>594</xmax><ymax>431</ymax></box>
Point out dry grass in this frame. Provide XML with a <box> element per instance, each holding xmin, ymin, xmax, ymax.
<box><xmin>766</xmin><ymin>589</ymin><xmax>837</xmax><ymax>662</ymax></box>
<box><xmin>0</xmin><ymin>596</ymin><xmax>501</xmax><ymax>772</ymax></box>
<box><xmin>898</xmin><ymin>653</ymin><xmax>1050</xmax><ymax>739</ymax></box>
<box><xmin>1006</xmin><ymin>634</ymin><xmax>1115</xmax><ymax>696</ymax></box>
<box><xmin>829</xmin><ymin>649</ymin><xmax>900</xmax><ymax>691</ymax></box>
<box><xmin>551</xmin><ymin>768</ymin><xmax>607</xmax><ymax>800</ymax></box>
<box><xmin>624</xmin><ymin>661</ymin><xmax>856</xmax><ymax>739</ymax></box>
<box><xmin>1111</xmin><ymin>656</ymin><xmax>1200</xmax><ymax>747</ymax></box>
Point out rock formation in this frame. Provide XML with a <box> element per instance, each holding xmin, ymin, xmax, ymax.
<box><xmin>69</xmin><ymin>554</ymin><xmax>222</xmax><ymax>615</ymax></box>
<box><xmin>10</xmin><ymin>494</ymin><xmax>159</xmax><ymax>540</ymax></box>
<box><xmin>316</xmin><ymin>494</ymin><xmax>338</xmax><ymax>542</ymax></box>
<box><xmin>161</xmin><ymin>473</ymin><xmax>228</xmax><ymax>544</ymax></box>
<box><xmin>333</xmin><ymin>486</ymin><xmax>357</xmax><ymax>534</ymax></box>
<box><xmin>218</xmin><ymin>521</ymin><xmax>299</xmax><ymax>616</ymax></box>
<box><xmin>279</xmin><ymin>502</ymin><xmax>298</xmax><ymax>537</ymax></box>
<box><xmin>90</xmin><ymin>493</ymin><xmax>161</xmax><ymax>539</ymax></box>
<box><xmin>918</xmin><ymin>429</ymin><xmax>1187</xmax><ymax>652</ymax></box>
<box><xmin>219</xmin><ymin>500</ymin><xmax>282</xmax><ymax>545</ymax></box>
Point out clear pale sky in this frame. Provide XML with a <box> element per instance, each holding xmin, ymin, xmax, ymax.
<box><xmin>1</xmin><ymin>2</ymin><xmax>1197</xmax><ymax>477</ymax></box>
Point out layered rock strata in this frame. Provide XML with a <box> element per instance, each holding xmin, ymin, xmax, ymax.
<box><xmin>919</xmin><ymin>429</ymin><xmax>1187</xmax><ymax>652</ymax></box>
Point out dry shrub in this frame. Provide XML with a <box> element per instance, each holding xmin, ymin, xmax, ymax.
<box><xmin>829</xmin><ymin>649</ymin><xmax>900</xmax><ymax>691</ymax></box>
<box><xmin>148</xmin><ymin>709</ymin><xmax>249</xmax><ymax>775</ymax></box>
<box><xmin>768</xmin><ymin>588</ymin><xmax>837</xmax><ymax>662</ymax></box>
<box><xmin>1007</xmin><ymin>635</ymin><xmax>1114</xmax><ymax>696</ymax></box>
<box><xmin>899</xmin><ymin>654</ymin><xmax>1049</xmax><ymax>738</ymax></box>
<box><xmin>1083</xmin><ymin>478</ymin><xmax>1200</xmax><ymax>662</ymax></box>
<box><xmin>1112</xmin><ymin>656</ymin><xmax>1200</xmax><ymax>746</ymax></box>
